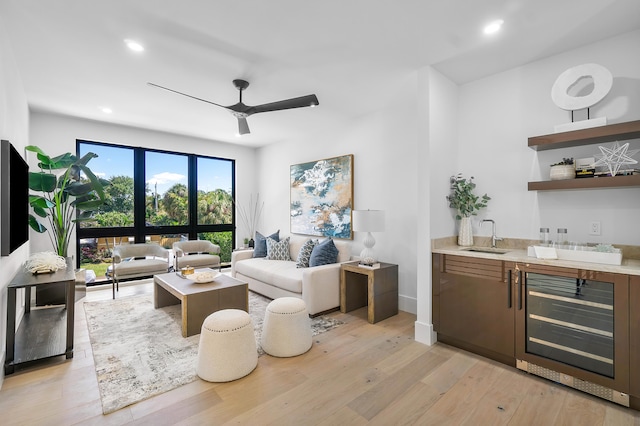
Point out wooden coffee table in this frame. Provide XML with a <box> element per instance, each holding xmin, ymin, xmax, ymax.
<box><xmin>153</xmin><ymin>270</ymin><xmax>248</xmax><ymax>337</ymax></box>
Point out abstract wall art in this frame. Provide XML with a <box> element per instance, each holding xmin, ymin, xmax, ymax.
<box><xmin>290</xmin><ymin>154</ymin><xmax>353</xmax><ymax>239</ymax></box>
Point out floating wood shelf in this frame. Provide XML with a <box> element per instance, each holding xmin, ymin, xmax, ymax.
<box><xmin>528</xmin><ymin>120</ymin><xmax>640</xmax><ymax>191</ymax></box>
<box><xmin>528</xmin><ymin>174</ymin><xmax>640</xmax><ymax>191</ymax></box>
<box><xmin>528</xmin><ymin>120</ymin><xmax>640</xmax><ymax>151</ymax></box>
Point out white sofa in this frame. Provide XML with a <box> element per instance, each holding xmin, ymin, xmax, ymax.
<box><xmin>231</xmin><ymin>235</ymin><xmax>351</xmax><ymax>316</ymax></box>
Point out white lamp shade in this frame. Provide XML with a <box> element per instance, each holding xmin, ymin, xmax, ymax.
<box><xmin>352</xmin><ymin>210</ymin><xmax>385</xmax><ymax>232</ymax></box>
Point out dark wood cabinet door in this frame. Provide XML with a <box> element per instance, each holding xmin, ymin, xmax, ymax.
<box><xmin>630</xmin><ymin>275</ymin><xmax>640</xmax><ymax>406</ymax></box>
<box><xmin>437</xmin><ymin>255</ymin><xmax>514</xmax><ymax>363</ymax></box>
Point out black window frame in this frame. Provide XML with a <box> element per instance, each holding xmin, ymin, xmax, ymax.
<box><xmin>75</xmin><ymin>139</ymin><xmax>236</xmax><ymax>265</ymax></box>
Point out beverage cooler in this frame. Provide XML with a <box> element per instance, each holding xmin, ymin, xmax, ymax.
<box><xmin>508</xmin><ymin>263</ymin><xmax>630</xmax><ymax>407</ymax></box>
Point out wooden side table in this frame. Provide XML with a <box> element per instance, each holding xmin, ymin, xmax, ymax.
<box><xmin>340</xmin><ymin>261</ymin><xmax>398</xmax><ymax>324</ymax></box>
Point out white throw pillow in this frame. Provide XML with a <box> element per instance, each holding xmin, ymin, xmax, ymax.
<box><xmin>266</xmin><ymin>237</ymin><xmax>291</xmax><ymax>261</ymax></box>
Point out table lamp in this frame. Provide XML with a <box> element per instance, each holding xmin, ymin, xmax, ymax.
<box><xmin>352</xmin><ymin>209</ymin><xmax>385</xmax><ymax>265</ymax></box>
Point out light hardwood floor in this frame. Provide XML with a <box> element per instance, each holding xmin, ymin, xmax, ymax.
<box><xmin>1</xmin><ymin>281</ymin><xmax>639</xmax><ymax>425</ymax></box>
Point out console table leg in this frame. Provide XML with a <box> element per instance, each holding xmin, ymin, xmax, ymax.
<box><xmin>5</xmin><ymin>287</ymin><xmax>17</xmax><ymax>375</ymax></box>
<box><xmin>65</xmin><ymin>280</ymin><xmax>75</xmax><ymax>359</ymax></box>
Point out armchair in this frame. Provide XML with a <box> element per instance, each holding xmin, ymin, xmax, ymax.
<box><xmin>110</xmin><ymin>242</ymin><xmax>170</xmax><ymax>298</ymax></box>
<box><xmin>173</xmin><ymin>240</ymin><xmax>221</xmax><ymax>271</ymax></box>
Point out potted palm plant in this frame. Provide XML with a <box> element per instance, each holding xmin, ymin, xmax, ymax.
<box><xmin>446</xmin><ymin>173</ymin><xmax>490</xmax><ymax>246</ymax></box>
<box><xmin>27</xmin><ymin>146</ymin><xmax>109</xmax><ymax>258</ymax></box>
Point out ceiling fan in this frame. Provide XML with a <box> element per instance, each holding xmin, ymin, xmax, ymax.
<box><xmin>147</xmin><ymin>79</ymin><xmax>319</xmax><ymax>135</ymax></box>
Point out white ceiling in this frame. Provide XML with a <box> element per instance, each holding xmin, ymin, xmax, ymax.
<box><xmin>2</xmin><ymin>0</ymin><xmax>639</xmax><ymax>147</ymax></box>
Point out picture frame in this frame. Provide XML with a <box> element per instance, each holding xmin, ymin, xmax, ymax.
<box><xmin>290</xmin><ymin>154</ymin><xmax>353</xmax><ymax>239</ymax></box>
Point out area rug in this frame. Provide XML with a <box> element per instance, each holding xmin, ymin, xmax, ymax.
<box><xmin>84</xmin><ymin>292</ymin><xmax>342</xmax><ymax>414</ymax></box>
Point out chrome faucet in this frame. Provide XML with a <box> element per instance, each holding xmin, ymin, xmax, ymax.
<box><xmin>482</xmin><ymin>219</ymin><xmax>503</xmax><ymax>248</ymax></box>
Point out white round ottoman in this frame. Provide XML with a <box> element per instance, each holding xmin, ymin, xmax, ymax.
<box><xmin>260</xmin><ymin>297</ymin><xmax>312</xmax><ymax>357</ymax></box>
<box><xmin>196</xmin><ymin>309</ymin><xmax>257</xmax><ymax>382</ymax></box>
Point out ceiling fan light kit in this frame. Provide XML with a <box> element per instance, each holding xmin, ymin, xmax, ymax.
<box><xmin>148</xmin><ymin>79</ymin><xmax>319</xmax><ymax>135</ymax></box>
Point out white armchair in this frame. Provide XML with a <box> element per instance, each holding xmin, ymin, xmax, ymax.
<box><xmin>173</xmin><ymin>240</ymin><xmax>221</xmax><ymax>271</ymax></box>
<box><xmin>110</xmin><ymin>242</ymin><xmax>170</xmax><ymax>298</ymax></box>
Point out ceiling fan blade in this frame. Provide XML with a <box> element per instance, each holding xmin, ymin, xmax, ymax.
<box><xmin>237</xmin><ymin>117</ymin><xmax>250</xmax><ymax>135</ymax></box>
<box><xmin>245</xmin><ymin>94</ymin><xmax>319</xmax><ymax>115</ymax></box>
<box><xmin>147</xmin><ymin>82</ymin><xmax>227</xmax><ymax>109</ymax></box>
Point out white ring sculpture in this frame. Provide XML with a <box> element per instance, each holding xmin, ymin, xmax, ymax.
<box><xmin>551</xmin><ymin>63</ymin><xmax>612</xmax><ymax>111</ymax></box>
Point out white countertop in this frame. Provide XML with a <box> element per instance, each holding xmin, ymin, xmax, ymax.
<box><xmin>432</xmin><ymin>245</ymin><xmax>640</xmax><ymax>276</ymax></box>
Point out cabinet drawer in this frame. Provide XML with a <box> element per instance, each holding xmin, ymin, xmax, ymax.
<box><xmin>444</xmin><ymin>255</ymin><xmax>503</xmax><ymax>281</ymax></box>
<box><xmin>504</xmin><ymin>262</ymin><xmax>579</xmax><ymax>279</ymax></box>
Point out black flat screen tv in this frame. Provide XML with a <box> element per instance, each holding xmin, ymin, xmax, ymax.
<box><xmin>1</xmin><ymin>139</ymin><xmax>29</xmax><ymax>256</ymax></box>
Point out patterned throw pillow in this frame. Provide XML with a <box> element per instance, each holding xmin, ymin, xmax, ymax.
<box><xmin>296</xmin><ymin>239</ymin><xmax>319</xmax><ymax>268</ymax></box>
<box><xmin>309</xmin><ymin>238</ymin><xmax>339</xmax><ymax>267</ymax></box>
<box><xmin>266</xmin><ymin>237</ymin><xmax>291</xmax><ymax>261</ymax></box>
<box><xmin>253</xmin><ymin>230</ymin><xmax>279</xmax><ymax>258</ymax></box>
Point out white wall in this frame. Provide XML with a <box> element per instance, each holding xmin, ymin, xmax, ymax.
<box><xmin>429</xmin><ymin>68</ymin><xmax>461</xmax><ymax>239</ymax></box>
<box><xmin>256</xmin><ymin>72</ymin><xmax>421</xmax><ymax>314</ymax></box>
<box><xmin>415</xmin><ymin>66</ymin><xmax>460</xmax><ymax>345</ymax></box>
<box><xmin>454</xmin><ymin>29</ymin><xmax>640</xmax><ymax>246</ymax></box>
<box><xmin>28</xmin><ymin>111</ymin><xmax>259</xmax><ymax>253</ymax></box>
<box><xmin>0</xmin><ymin>19</ymin><xmax>30</xmax><ymax>388</ymax></box>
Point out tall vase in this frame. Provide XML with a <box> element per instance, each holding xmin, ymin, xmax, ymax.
<box><xmin>458</xmin><ymin>216</ymin><xmax>473</xmax><ymax>246</ymax></box>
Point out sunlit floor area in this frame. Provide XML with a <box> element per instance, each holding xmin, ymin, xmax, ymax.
<box><xmin>1</xmin><ymin>279</ymin><xmax>639</xmax><ymax>425</ymax></box>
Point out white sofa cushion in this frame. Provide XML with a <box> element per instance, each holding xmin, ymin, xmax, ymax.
<box><xmin>234</xmin><ymin>258</ymin><xmax>304</xmax><ymax>293</ymax></box>
<box><xmin>113</xmin><ymin>258</ymin><xmax>169</xmax><ymax>276</ymax></box>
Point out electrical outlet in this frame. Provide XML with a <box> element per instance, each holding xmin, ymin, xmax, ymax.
<box><xmin>590</xmin><ymin>221</ymin><xmax>601</xmax><ymax>236</ymax></box>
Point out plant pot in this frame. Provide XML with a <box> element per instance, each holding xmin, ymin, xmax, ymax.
<box><xmin>458</xmin><ymin>216</ymin><xmax>474</xmax><ymax>246</ymax></box>
<box><xmin>550</xmin><ymin>164</ymin><xmax>575</xmax><ymax>180</ymax></box>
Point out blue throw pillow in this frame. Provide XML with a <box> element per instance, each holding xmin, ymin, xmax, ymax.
<box><xmin>253</xmin><ymin>230</ymin><xmax>279</xmax><ymax>258</ymax></box>
<box><xmin>309</xmin><ymin>238</ymin><xmax>339</xmax><ymax>267</ymax></box>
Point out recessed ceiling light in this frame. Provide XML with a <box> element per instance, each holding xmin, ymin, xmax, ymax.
<box><xmin>124</xmin><ymin>39</ymin><xmax>144</xmax><ymax>52</ymax></box>
<box><xmin>101</xmin><ymin>107</ymin><xmax>112</xmax><ymax>114</ymax></box>
<box><xmin>483</xmin><ymin>19</ymin><xmax>504</xmax><ymax>35</ymax></box>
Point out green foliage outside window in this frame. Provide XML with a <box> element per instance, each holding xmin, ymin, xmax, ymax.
<box><xmin>201</xmin><ymin>231</ymin><xmax>232</xmax><ymax>263</ymax></box>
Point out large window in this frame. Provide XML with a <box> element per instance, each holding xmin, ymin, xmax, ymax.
<box><xmin>77</xmin><ymin>140</ymin><xmax>235</xmax><ymax>282</ymax></box>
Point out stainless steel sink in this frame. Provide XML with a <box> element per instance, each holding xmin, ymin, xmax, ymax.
<box><xmin>461</xmin><ymin>247</ymin><xmax>510</xmax><ymax>254</ymax></box>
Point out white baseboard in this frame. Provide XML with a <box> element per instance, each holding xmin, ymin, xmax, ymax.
<box><xmin>398</xmin><ymin>294</ymin><xmax>416</xmax><ymax>315</ymax></box>
<box><xmin>0</xmin><ymin>352</ymin><xmax>4</xmax><ymax>390</ymax></box>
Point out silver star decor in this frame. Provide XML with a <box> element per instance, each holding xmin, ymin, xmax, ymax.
<box><xmin>593</xmin><ymin>141</ymin><xmax>639</xmax><ymax>176</ymax></box>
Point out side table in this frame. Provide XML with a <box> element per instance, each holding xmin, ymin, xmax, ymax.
<box><xmin>5</xmin><ymin>258</ymin><xmax>76</xmax><ymax>374</ymax></box>
<box><xmin>340</xmin><ymin>261</ymin><xmax>398</xmax><ymax>324</ymax></box>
